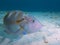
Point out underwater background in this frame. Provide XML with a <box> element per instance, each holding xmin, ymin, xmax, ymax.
<box><xmin>0</xmin><ymin>0</ymin><xmax>60</xmax><ymax>45</ymax></box>
<box><xmin>0</xmin><ymin>0</ymin><xmax>60</xmax><ymax>12</ymax></box>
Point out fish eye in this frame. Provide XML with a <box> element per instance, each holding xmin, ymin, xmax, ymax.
<box><xmin>33</xmin><ymin>20</ymin><xmax>35</xmax><ymax>23</ymax></box>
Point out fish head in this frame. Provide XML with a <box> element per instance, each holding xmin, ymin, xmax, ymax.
<box><xmin>22</xmin><ymin>15</ymin><xmax>43</xmax><ymax>34</ymax></box>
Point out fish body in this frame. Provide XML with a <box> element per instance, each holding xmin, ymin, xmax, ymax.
<box><xmin>3</xmin><ymin>11</ymin><xmax>42</xmax><ymax>43</ymax></box>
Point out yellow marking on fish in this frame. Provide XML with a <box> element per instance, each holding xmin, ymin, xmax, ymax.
<box><xmin>16</xmin><ymin>18</ymin><xmax>24</xmax><ymax>24</ymax></box>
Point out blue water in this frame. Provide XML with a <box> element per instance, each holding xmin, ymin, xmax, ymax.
<box><xmin>0</xmin><ymin>0</ymin><xmax>60</xmax><ymax>12</ymax></box>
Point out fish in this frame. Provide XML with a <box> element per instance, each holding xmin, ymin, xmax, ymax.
<box><xmin>4</xmin><ymin>10</ymin><xmax>43</xmax><ymax>34</ymax></box>
<box><xmin>3</xmin><ymin>11</ymin><xmax>43</xmax><ymax>43</ymax></box>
